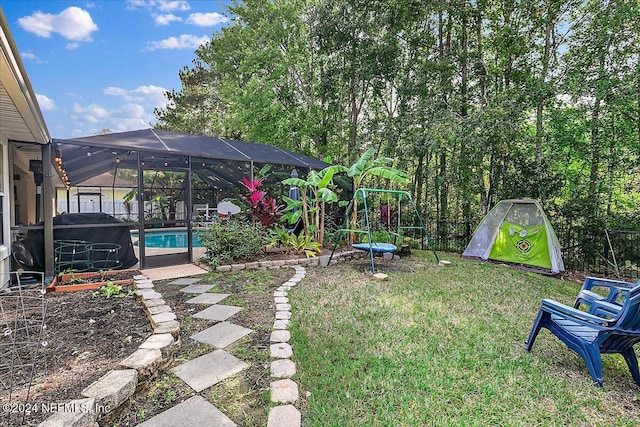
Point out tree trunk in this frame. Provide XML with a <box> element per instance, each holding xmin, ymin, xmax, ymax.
<box><xmin>415</xmin><ymin>153</ymin><xmax>424</xmax><ymax>214</ymax></box>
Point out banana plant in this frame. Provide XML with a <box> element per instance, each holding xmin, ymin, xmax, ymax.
<box><xmin>345</xmin><ymin>148</ymin><xmax>410</xmax><ymax>242</ymax></box>
<box><xmin>281</xmin><ymin>165</ymin><xmax>344</xmax><ymax>247</ymax></box>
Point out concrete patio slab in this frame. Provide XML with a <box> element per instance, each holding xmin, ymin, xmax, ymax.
<box><xmin>185</xmin><ymin>293</ymin><xmax>229</xmax><ymax>305</ymax></box>
<box><xmin>141</xmin><ymin>264</ymin><xmax>208</xmax><ymax>281</ymax></box>
<box><xmin>167</xmin><ymin>277</ymin><xmax>201</xmax><ymax>286</ymax></box>
<box><xmin>191</xmin><ymin>321</ymin><xmax>253</xmax><ymax>348</ymax></box>
<box><xmin>136</xmin><ymin>395</ymin><xmax>235</xmax><ymax>427</ymax></box>
<box><xmin>173</xmin><ymin>349</ymin><xmax>248</xmax><ymax>392</ymax></box>
<box><xmin>193</xmin><ymin>304</ymin><xmax>242</xmax><ymax>321</ymax></box>
<box><xmin>179</xmin><ymin>284</ymin><xmax>215</xmax><ymax>294</ymax></box>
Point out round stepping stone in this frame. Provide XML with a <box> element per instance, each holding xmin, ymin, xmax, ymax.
<box><xmin>270</xmin><ymin>379</ymin><xmax>299</xmax><ymax>403</ymax></box>
<box><xmin>270</xmin><ymin>359</ymin><xmax>296</xmax><ymax>378</ymax></box>
<box><xmin>275</xmin><ymin>311</ymin><xmax>291</xmax><ymax>320</ymax></box>
<box><xmin>267</xmin><ymin>405</ymin><xmax>301</xmax><ymax>427</ymax></box>
<box><xmin>270</xmin><ymin>330</ymin><xmax>291</xmax><ymax>343</ymax></box>
<box><xmin>270</xmin><ymin>343</ymin><xmax>293</xmax><ymax>358</ymax></box>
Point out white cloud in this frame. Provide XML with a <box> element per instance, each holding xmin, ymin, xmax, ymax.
<box><xmin>69</xmin><ymin>85</ymin><xmax>170</xmax><ymax>135</ymax></box>
<box><xmin>36</xmin><ymin>94</ymin><xmax>56</xmax><ymax>110</ymax></box>
<box><xmin>186</xmin><ymin>12</ymin><xmax>228</xmax><ymax>27</ymax></box>
<box><xmin>73</xmin><ymin>103</ymin><xmax>109</xmax><ymax>123</ymax></box>
<box><xmin>145</xmin><ymin>34</ymin><xmax>209</xmax><ymax>50</ymax></box>
<box><xmin>126</xmin><ymin>0</ymin><xmax>148</xmax><ymax>9</ymax></box>
<box><xmin>154</xmin><ymin>13</ymin><xmax>182</xmax><ymax>25</ymax></box>
<box><xmin>126</xmin><ymin>0</ymin><xmax>190</xmax><ymax>12</ymax></box>
<box><xmin>18</xmin><ymin>7</ymin><xmax>98</xmax><ymax>42</ymax></box>
<box><xmin>157</xmin><ymin>1</ymin><xmax>190</xmax><ymax>12</ymax></box>
<box><xmin>71</xmin><ymin>101</ymin><xmax>154</xmax><ymax>133</ymax></box>
<box><xmin>21</xmin><ymin>52</ymin><xmax>46</xmax><ymax>63</ymax></box>
<box><xmin>104</xmin><ymin>85</ymin><xmax>168</xmax><ymax>106</ymax></box>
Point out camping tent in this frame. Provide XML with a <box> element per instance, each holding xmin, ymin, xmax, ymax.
<box><xmin>462</xmin><ymin>199</ymin><xmax>564</xmax><ymax>274</ymax></box>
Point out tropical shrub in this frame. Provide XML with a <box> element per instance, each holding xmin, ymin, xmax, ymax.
<box><xmin>197</xmin><ymin>218</ymin><xmax>268</xmax><ymax>267</ymax></box>
<box><xmin>287</xmin><ymin>233</ymin><xmax>321</xmax><ymax>258</ymax></box>
<box><xmin>240</xmin><ymin>176</ymin><xmax>283</xmax><ymax>228</ymax></box>
<box><xmin>268</xmin><ymin>226</ymin><xmax>292</xmax><ymax>253</ymax></box>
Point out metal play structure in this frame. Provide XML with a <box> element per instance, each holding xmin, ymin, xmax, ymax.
<box><xmin>328</xmin><ymin>188</ymin><xmax>439</xmax><ymax>273</ymax></box>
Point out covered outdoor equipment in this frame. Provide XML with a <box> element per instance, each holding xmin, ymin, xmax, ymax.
<box><xmin>462</xmin><ymin>199</ymin><xmax>564</xmax><ymax>274</ymax></box>
<box><xmin>27</xmin><ymin>213</ymin><xmax>138</xmax><ymax>272</ymax></box>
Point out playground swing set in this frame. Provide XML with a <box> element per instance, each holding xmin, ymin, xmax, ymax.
<box><xmin>327</xmin><ymin>188</ymin><xmax>440</xmax><ymax>274</ymax></box>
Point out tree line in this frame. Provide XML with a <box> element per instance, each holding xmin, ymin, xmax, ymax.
<box><xmin>155</xmin><ymin>0</ymin><xmax>640</xmax><ymax>234</ymax></box>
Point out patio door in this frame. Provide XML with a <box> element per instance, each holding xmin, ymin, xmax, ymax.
<box><xmin>138</xmin><ymin>160</ymin><xmax>193</xmax><ymax>269</ymax></box>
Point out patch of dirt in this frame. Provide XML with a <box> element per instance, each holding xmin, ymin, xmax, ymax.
<box><xmin>1</xmin><ymin>283</ymin><xmax>150</xmax><ymax>426</ymax></box>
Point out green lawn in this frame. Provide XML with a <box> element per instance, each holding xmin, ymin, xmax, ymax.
<box><xmin>289</xmin><ymin>252</ymin><xmax>640</xmax><ymax>427</ymax></box>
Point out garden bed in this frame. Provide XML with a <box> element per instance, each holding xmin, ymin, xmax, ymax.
<box><xmin>47</xmin><ymin>269</ymin><xmax>140</xmax><ymax>293</ymax></box>
<box><xmin>1</xmin><ymin>285</ymin><xmax>150</xmax><ymax>426</ymax></box>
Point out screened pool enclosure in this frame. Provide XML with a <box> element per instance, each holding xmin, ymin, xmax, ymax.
<box><xmin>34</xmin><ymin>129</ymin><xmax>328</xmax><ymax>272</ymax></box>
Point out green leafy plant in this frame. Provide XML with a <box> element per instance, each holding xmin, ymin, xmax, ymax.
<box><xmin>281</xmin><ymin>166</ymin><xmax>342</xmax><ymax>247</ymax></box>
<box><xmin>93</xmin><ymin>280</ymin><xmax>133</xmax><ymax>298</ymax></box>
<box><xmin>197</xmin><ymin>217</ymin><xmax>269</xmax><ymax>267</ymax></box>
<box><xmin>268</xmin><ymin>226</ymin><xmax>292</xmax><ymax>252</ymax></box>
<box><xmin>361</xmin><ymin>230</ymin><xmax>393</xmax><ymax>244</ymax></box>
<box><xmin>288</xmin><ymin>233</ymin><xmax>321</xmax><ymax>258</ymax></box>
<box><xmin>58</xmin><ymin>268</ymin><xmax>84</xmax><ymax>285</ymax></box>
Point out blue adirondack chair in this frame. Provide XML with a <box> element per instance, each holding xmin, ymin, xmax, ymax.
<box><xmin>525</xmin><ymin>279</ymin><xmax>640</xmax><ymax>387</ymax></box>
<box><xmin>573</xmin><ymin>277</ymin><xmax>638</xmax><ymax>319</ymax></box>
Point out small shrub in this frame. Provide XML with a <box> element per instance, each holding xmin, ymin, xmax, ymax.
<box><xmin>361</xmin><ymin>230</ymin><xmax>393</xmax><ymax>244</ymax></box>
<box><xmin>288</xmin><ymin>233</ymin><xmax>321</xmax><ymax>258</ymax></box>
<box><xmin>197</xmin><ymin>217</ymin><xmax>269</xmax><ymax>267</ymax></box>
<box><xmin>268</xmin><ymin>226</ymin><xmax>292</xmax><ymax>252</ymax></box>
<box><xmin>93</xmin><ymin>280</ymin><xmax>133</xmax><ymax>298</ymax></box>
<box><xmin>58</xmin><ymin>268</ymin><xmax>84</xmax><ymax>285</ymax></box>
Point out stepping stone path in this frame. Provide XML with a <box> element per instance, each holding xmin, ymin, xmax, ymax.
<box><xmin>139</xmin><ymin>266</ymin><xmax>305</xmax><ymax>427</ymax></box>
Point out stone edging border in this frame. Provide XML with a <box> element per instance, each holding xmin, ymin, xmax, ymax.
<box><xmin>266</xmin><ymin>265</ymin><xmax>304</xmax><ymax>426</ymax></box>
<box><xmin>212</xmin><ymin>249</ymin><xmax>367</xmax><ymax>272</ymax></box>
<box><xmin>38</xmin><ymin>274</ymin><xmax>180</xmax><ymax>427</ymax></box>
<box><xmin>38</xmin><ymin>250</ymin><xmax>365</xmax><ymax>426</ymax></box>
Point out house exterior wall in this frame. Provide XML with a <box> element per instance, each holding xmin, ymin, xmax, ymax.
<box><xmin>0</xmin><ymin>131</ymin><xmax>10</xmax><ymax>280</ymax></box>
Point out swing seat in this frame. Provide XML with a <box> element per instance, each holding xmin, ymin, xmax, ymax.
<box><xmin>352</xmin><ymin>242</ymin><xmax>397</xmax><ymax>253</ymax></box>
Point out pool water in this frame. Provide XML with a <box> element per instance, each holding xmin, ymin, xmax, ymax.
<box><xmin>132</xmin><ymin>230</ymin><xmax>203</xmax><ymax>248</ymax></box>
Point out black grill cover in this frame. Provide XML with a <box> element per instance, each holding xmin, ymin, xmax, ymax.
<box><xmin>27</xmin><ymin>213</ymin><xmax>138</xmax><ymax>271</ymax></box>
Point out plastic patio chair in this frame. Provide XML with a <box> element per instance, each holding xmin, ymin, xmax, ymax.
<box><xmin>525</xmin><ymin>281</ymin><xmax>640</xmax><ymax>387</ymax></box>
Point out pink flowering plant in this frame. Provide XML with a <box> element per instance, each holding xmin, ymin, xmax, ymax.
<box><xmin>240</xmin><ymin>176</ymin><xmax>283</xmax><ymax>228</ymax></box>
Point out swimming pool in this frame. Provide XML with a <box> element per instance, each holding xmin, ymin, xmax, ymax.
<box><xmin>132</xmin><ymin>230</ymin><xmax>203</xmax><ymax>248</ymax></box>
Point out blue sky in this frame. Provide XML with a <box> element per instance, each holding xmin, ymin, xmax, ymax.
<box><xmin>2</xmin><ymin>0</ymin><xmax>233</xmax><ymax>139</ymax></box>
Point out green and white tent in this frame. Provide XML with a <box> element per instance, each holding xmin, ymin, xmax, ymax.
<box><xmin>462</xmin><ymin>199</ymin><xmax>564</xmax><ymax>274</ymax></box>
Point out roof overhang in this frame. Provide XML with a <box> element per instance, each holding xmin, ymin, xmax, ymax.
<box><xmin>0</xmin><ymin>6</ymin><xmax>50</xmax><ymax>144</ymax></box>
